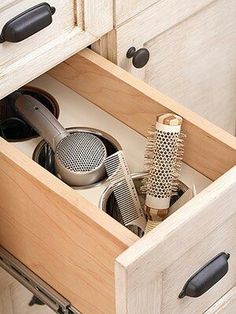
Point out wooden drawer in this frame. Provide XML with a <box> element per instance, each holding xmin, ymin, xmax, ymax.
<box><xmin>0</xmin><ymin>0</ymin><xmax>113</xmax><ymax>100</ymax></box>
<box><xmin>0</xmin><ymin>49</ymin><xmax>236</xmax><ymax>314</ymax></box>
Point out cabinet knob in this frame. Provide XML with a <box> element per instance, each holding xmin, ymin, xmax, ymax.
<box><xmin>126</xmin><ymin>47</ymin><xmax>150</xmax><ymax>68</ymax></box>
<box><xmin>0</xmin><ymin>3</ymin><xmax>56</xmax><ymax>43</ymax></box>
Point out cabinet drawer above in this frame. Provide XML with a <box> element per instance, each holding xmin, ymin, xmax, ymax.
<box><xmin>0</xmin><ymin>0</ymin><xmax>113</xmax><ymax>100</ymax></box>
<box><xmin>0</xmin><ymin>0</ymin><xmax>75</xmax><ymax>71</ymax></box>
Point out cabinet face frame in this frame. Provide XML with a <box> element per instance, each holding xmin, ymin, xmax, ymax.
<box><xmin>0</xmin><ymin>49</ymin><xmax>235</xmax><ymax>314</ymax></box>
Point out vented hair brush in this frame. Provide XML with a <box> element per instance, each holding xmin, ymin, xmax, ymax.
<box><xmin>142</xmin><ymin>113</ymin><xmax>185</xmax><ymax>233</ymax></box>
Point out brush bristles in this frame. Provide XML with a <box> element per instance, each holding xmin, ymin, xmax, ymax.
<box><xmin>172</xmin><ymin>131</ymin><xmax>186</xmax><ymax>192</ymax></box>
<box><xmin>142</xmin><ymin>129</ymin><xmax>185</xmax><ymax>197</ymax></box>
<box><xmin>144</xmin><ymin>220</ymin><xmax>161</xmax><ymax>234</ymax></box>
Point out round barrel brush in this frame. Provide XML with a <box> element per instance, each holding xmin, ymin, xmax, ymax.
<box><xmin>142</xmin><ymin>113</ymin><xmax>185</xmax><ymax>233</ymax></box>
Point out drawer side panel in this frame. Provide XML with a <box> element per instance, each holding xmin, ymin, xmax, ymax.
<box><xmin>0</xmin><ymin>138</ymin><xmax>137</xmax><ymax>314</ymax></box>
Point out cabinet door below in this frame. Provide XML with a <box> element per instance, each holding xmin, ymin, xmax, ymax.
<box><xmin>113</xmin><ymin>0</ymin><xmax>236</xmax><ymax>134</ymax></box>
<box><xmin>145</xmin><ymin>0</ymin><xmax>236</xmax><ymax>134</ymax></box>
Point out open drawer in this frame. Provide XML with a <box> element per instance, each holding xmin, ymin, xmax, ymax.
<box><xmin>0</xmin><ymin>49</ymin><xmax>236</xmax><ymax>314</ymax></box>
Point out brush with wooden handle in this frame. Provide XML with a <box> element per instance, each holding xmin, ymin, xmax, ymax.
<box><xmin>142</xmin><ymin>113</ymin><xmax>185</xmax><ymax>233</ymax></box>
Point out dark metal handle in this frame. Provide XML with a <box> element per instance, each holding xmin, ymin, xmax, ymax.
<box><xmin>0</xmin><ymin>2</ymin><xmax>55</xmax><ymax>43</ymax></box>
<box><xmin>179</xmin><ymin>252</ymin><xmax>230</xmax><ymax>299</ymax></box>
<box><xmin>126</xmin><ymin>47</ymin><xmax>150</xmax><ymax>68</ymax></box>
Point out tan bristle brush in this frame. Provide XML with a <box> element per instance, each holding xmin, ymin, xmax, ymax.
<box><xmin>142</xmin><ymin>113</ymin><xmax>185</xmax><ymax>233</ymax></box>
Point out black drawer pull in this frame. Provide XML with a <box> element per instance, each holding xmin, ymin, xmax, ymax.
<box><xmin>179</xmin><ymin>252</ymin><xmax>230</xmax><ymax>299</ymax></box>
<box><xmin>0</xmin><ymin>3</ymin><xmax>55</xmax><ymax>43</ymax></box>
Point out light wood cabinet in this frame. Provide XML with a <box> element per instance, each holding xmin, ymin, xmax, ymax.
<box><xmin>0</xmin><ymin>0</ymin><xmax>113</xmax><ymax>100</ymax></box>
<box><xmin>114</xmin><ymin>0</ymin><xmax>157</xmax><ymax>26</ymax></box>
<box><xmin>94</xmin><ymin>0</ymin><xmax>236</xmax><ymax>135</ymax></box>
<box><xmin>0</xmin><ymin>1</ymin><xmax>236</xmax><ymax>313</ymax></box>
<box><xmin>0</xmin><ymin>49</ymin><xmax>235</xmax><ymax>314</ymax></box>
<box><xmin>205</xmin><ymin>286</ymin><xmax>236</xmax><ymax>314</ymax></box>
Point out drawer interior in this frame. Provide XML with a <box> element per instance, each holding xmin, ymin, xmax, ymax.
<box><xmin>13</xmin><ymin>73</ymin><xmax>211</xmax><ymax>204</ymax></box>
<box><xmin>0</xmin><ymin>49</ymin><xmax>235</xmax><ymax>314</ymax></box>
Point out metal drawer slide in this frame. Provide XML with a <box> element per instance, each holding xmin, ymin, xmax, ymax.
<box><xmin>0</xmin><ymin>246</ymin><xmax>81</xmax><ymax>314</ymax></box>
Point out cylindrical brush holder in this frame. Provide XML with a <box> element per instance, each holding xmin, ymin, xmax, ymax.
<box><xmin>0</xmin><ymin>86</ymin><xmax>59</xmax><ymax>142</ymax></box>
<box><xmin>33</xmin><ymin>127</ymin><xmax>122</xmax><ymax>189</ymax></box>
<box><xmin>99</xmin><ymin>172</ymin><xmax>188</xmax><ymax>237</ymax></box>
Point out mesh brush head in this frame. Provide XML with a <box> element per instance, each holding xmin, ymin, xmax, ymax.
<box><xmin>105</xmin><ymin>151</ymin><xmax>146</xmax><ymax>232</ymax></box>
<box><xmin>55</xmin><ymin>132</ymin><xmax>107</xmax><ymax>186</ymax></box>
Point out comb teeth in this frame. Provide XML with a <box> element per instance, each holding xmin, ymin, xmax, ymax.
<box><xmin>105</xmin><ymin>151</ymin><xmax>146</xmax><ymax>232</ymax></box>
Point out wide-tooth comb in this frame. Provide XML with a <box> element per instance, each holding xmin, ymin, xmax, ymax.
<box><xmin>104</xmin><ymin>151</ymin><xmax>146</xmax><ymax>232</ymax></box>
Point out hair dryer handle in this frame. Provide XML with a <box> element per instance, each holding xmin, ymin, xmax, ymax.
<box><xmin>15</xmin><ymin>94</ymin><xmax>69</xmax><ymax>151</ymax></box>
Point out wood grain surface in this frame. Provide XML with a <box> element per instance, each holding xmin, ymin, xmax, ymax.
<box><xmin>115</xmin><ymin>166</ymin><xmax>236</xmax><ymax>313</ymax></box>
<box><xmin>205</xmin><ymin>286</ymin><xmax>236</xmax><ymax>314</ymax></box>
<box><xmin>0</xmin><ymin>137</ymin><xmax>137</xmax><ymax>314</ymax></box>
<box><xmin>84</xmin><ymin>0</ymin><xmax>113</xmax><ymax>37</ymax></box>
<box><xmin>49</xmin><ymin>49</ymin><xmax>236</xmax><ymax>181</ymax></box>
<box><xmin>98</xmin><ymin>0</ymin><xmax>236</xmax><ymax>134</ymax></box>
<box><xmin>145</xmin><ymin>0</ymin><xmax>236</xmax><ymax>134</ymax></box>
<box><xmin>114</xmin><ymin>0</ymin><xmax>157</xmax><ymax>26</ymax></box>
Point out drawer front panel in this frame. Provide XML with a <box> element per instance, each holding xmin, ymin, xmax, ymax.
<box><xmin>162</xmin><ymin>217</ymin><xmax>236</xmax><ymax>313</ymax></box>
<box><xmin>0</xmin><ymin>0</ymin><xmax>16</xmax><ymax>11</ymax></box>
<box><xmin>0</xmin><ymin>0</ymin><xmax>74</xmax><ymax>74</ymax></box>
<box><xmin>116</xmin><ymin>167</ymin><xmax>236</xmax><ymax>314</ymax></box>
